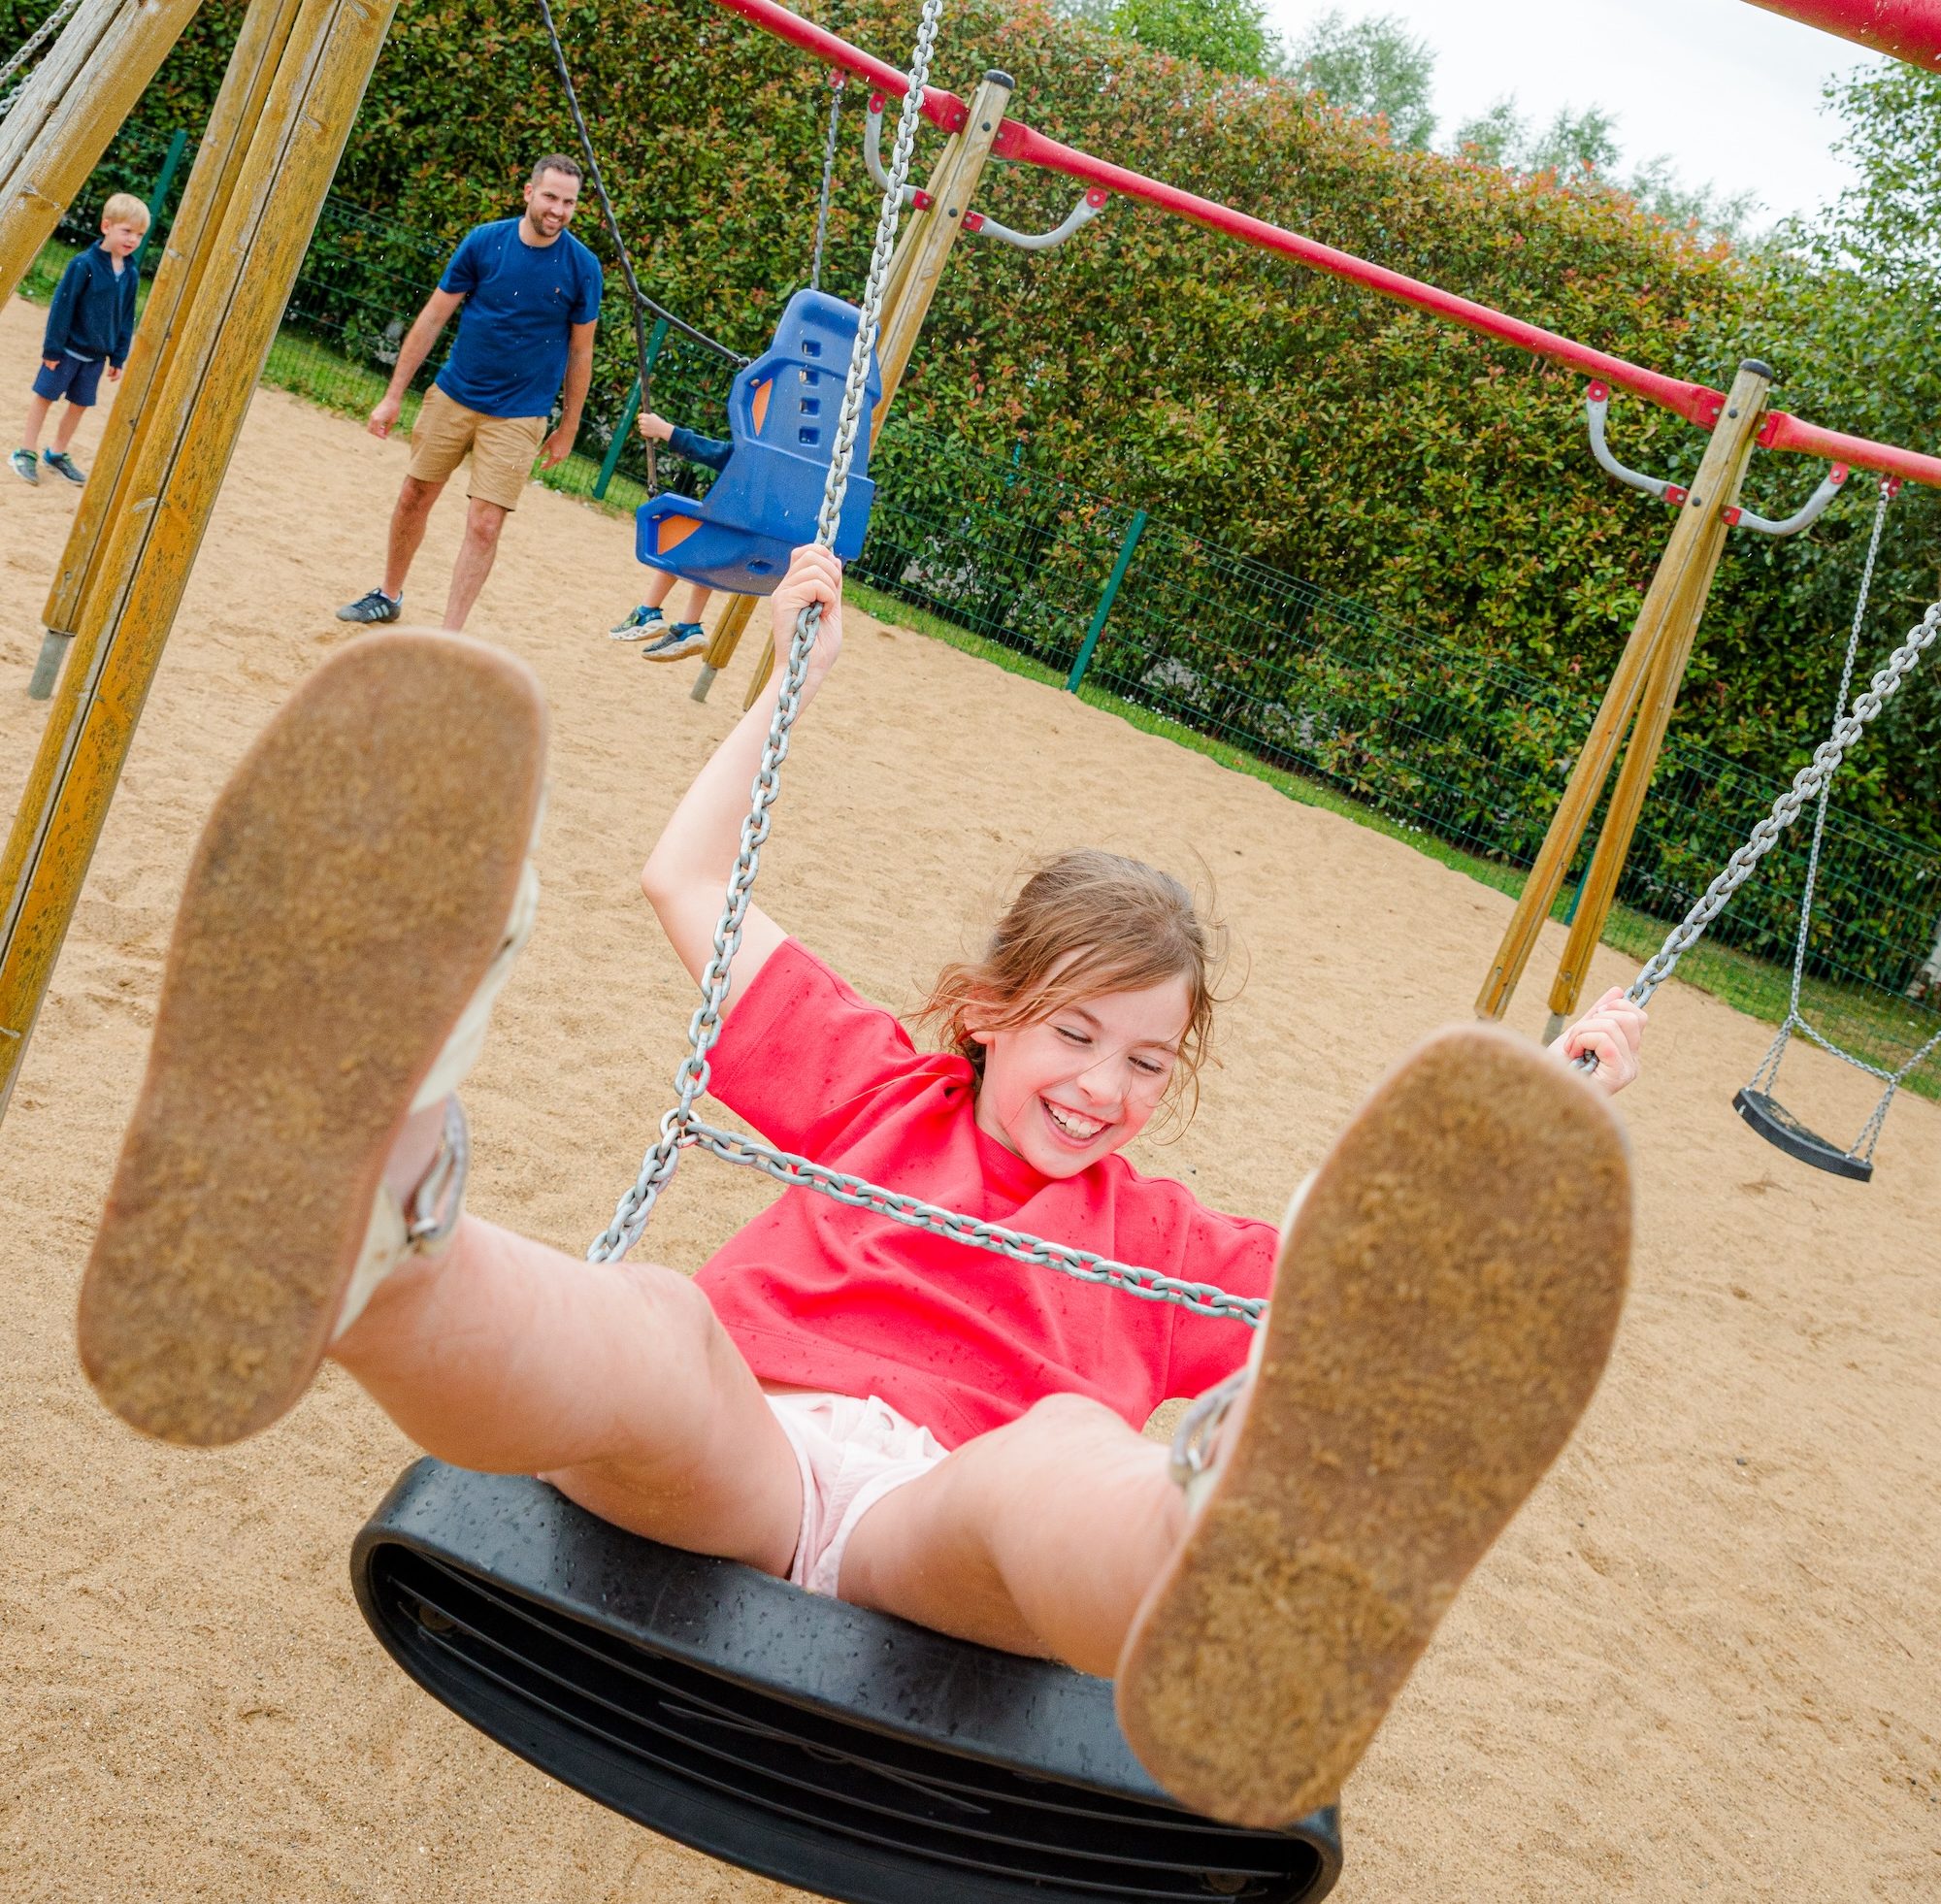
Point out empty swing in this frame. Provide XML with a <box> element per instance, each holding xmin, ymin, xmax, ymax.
<box><xmin>1733</xmin><ymin>477</ymin><xmax>1941</xmax><ymax>1181</ymax></box>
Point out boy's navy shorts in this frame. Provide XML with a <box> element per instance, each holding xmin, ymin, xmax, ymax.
<box><xmin>32</xmin><ymin>353</ymin><xmax>106</xmax><ymax>407</ymax></box>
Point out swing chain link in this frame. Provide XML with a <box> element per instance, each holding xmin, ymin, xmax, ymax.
<box><xmin>588</xmin><ymin>0</ymin><xmax>947</xmax><ymax>1266</ymax></box>
<box><xmin>809</xmin><ymin>70</ymin><xmax>845</xmax><ymax>295</ymax></box>
<box><xmin>0</xmin><ymin>0</ymin><xmax>85</xmax><ymax>119</ymax></box>
<box><xmin>1622</xmin><ymin>598</ymin><xmax>1941</xmax><ymax>1017</ymax></box>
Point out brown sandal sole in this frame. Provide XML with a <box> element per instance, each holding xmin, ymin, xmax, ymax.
<box><xmin>77</xmin><ymin>632</ymin><xmax>548</xmax><ymax>1447</ymax></box>
<box><xmin>1114</xmin><ymin>1024</ymin><xmax>1631</xmax><ymax>1827</ymax></box>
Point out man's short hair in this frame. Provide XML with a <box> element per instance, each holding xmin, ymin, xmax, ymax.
<box><xmin>101</xmin><ymin>192</ymin><xmax>151</xmax><ymax>231</ymax></box>
<box><xmin>529</xmin><ymin>154</ymin><xmax>583</xmax><ymax>188</ymax></box>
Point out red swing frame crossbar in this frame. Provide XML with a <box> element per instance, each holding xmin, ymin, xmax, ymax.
<box><xmin>708</xmin><ymin>0</ymin><xmax>1941</xmax><ymax>490</ymax></box>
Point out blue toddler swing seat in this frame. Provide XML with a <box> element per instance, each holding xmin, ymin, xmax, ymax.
<box><xmin>635</xmin><ymin>288</ymin><xmax>883</xmax><ymax>596</ymax></box>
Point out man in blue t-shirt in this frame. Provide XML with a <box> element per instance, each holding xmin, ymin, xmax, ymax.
<box><xmin>338</xmin><ymin>155</ymin><xmax>603</xmax><ymax>632</ymax></box>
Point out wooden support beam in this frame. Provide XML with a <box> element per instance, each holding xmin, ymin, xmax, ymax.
<box><xmin>1543</xmin><ymin>366</ymin><xmax>1774</xmax><ymax>1029</ymax></box>
<box><xmin>0</xmin><ymin>0</ymin><xmax>204</xmax><ymax>308</ymax></box>
<box><xmin>690</xmin><ymin>591</ymin><xmax>757</xmax><ymax>704</ymax></box>
<box><xmin>1475</xmin><ymin>359</ymin><xmax>1775</xmax><ymax>1023</ymax></box>
<box><xmin>30</xmin><ymin>0</ymin><xmax>310</xmax><ymax>703</ymax></box>
<box><xmin>0</xmin><ymin>0</ymin><xmax>400</xmax><ymax>1122</ymax></box>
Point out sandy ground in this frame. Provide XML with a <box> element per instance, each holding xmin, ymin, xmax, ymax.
<box><xmin>1</xmin><ymin>289</ymin><xmax>1937</xmax><ymax>1902</ymax></box>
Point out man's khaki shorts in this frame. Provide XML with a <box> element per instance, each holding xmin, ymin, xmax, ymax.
<box><xmin>407</xmin><ymin>384</ymin><xmax>547</xmax><ymax>511</ymax></box>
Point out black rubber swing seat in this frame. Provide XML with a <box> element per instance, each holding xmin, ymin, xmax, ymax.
<box><xmin>1731</xmin><ymin>1087</ymin><xmax>1873</xmax><ymax>1183</ymax></box>
<box><xmin>353</xmin><ymin>1461</ymin><xmax>1343</xmax><ymax>1904</ymax></box>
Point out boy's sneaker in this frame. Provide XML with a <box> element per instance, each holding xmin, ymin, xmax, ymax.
<box><xmin>77</xmin><ymin>631</ymin><xmax>548</xmax><ymax>1447</ymax></box>
<box><xmin>608</xmin><ymin>603</ymin><xmax>665</xmax><ymax>641</ymax></box>
<box><xmin>42</xmin><ymin>448</ymin><xmax>84</xmax><ymax>485</ymax></box>
<box><xmin>337</xmin><ymin>586</ymin><xmax>403</xmax><ymax>624</ymax></box>
<box><xmin>9</xmin><ymin>447</ymin><xmax>38</xmax><ymax>485</ymax></box>
<box><xmin>1115</xmin><ymin>1025</ymin><xmax>1631</xmax><ymax>1828</ymax></box>
<box><xmin>639</xmin><ymin>621</ymin><xmax>707</xmax><ymax>663</ymax></box>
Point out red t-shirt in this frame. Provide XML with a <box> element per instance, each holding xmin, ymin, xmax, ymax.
<box><xmin>694</xmin><ymin>939</ymin><xmax>1275</xmax><ymax>1449</ymax></box>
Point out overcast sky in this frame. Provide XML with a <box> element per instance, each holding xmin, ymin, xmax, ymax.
<box><xmin>1262</xmin><ymin>0</ymin><xmax>1885</xmax><ymax>228</ymax></box>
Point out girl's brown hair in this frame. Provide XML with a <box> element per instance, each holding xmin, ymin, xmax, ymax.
<box><xmin>920</xmin><ymin>850</ymin><xmax>1227</xmax><ymax>1134</ymax></box>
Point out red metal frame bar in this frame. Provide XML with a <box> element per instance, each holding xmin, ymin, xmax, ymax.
<box><xmin>1739</xmin><ymin>0</ymin><xmax>1941</xmax><ymax>71</ymax></box>
<box><xmin>709</xmin><ymin>0</ymin><xmax>1941</xmax><ymax>489</ymax></box>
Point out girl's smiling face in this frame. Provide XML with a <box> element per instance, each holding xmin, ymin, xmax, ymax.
<box><xmin>970</xmin><ymin>973</ymin><xmax>1193</xmax><ymax>1178</ymax></box>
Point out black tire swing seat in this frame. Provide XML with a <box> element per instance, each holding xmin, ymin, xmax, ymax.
<box><xmin>353</xmin><ymin>1461</ymin><xmax>1343</xmax><ymax>1904</ymax></box>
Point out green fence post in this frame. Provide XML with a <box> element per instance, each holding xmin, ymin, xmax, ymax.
<box><xmin>593</xmin><ymin>315</ymin><xmax>668</xmax><ymax>502</ymax></box>
<box><xmin>136</xmin><ymin>128</ymin><xmax>189</xmax><ymax>274</ymax></box>
<box><xmin>1066</xmin><ymin>509</ymin><xmax>1147</xmax><ymax>693</ymax></box>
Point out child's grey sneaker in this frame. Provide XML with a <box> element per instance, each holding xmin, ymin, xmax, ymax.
<box><xmin>639</xmin><ymin>621</ymin><xmax>707</xmax><ymax>663</ymax></box>
<box><xmin>10</xmin><ymin>447</ymin><xmax>39</xmax><ymax>485</ymax></box>
<box><xmin>609</xmin><ymin>603</ymin><xmax>665</xmax><ymax>640</ymax></box>
<box><xmin>337</xmin><ymin>586</ymin><xmax>403</xmax><ymax>624</ymax></box>
<box><xmin>42</xmin><ymin>449</ymin><xmax>85</xmax><ymax>485</ymax></box>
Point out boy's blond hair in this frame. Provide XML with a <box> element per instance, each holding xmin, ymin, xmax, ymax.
<box><xmin>101</xmin><ymin>193</ymin><xmax>150</xmax><ymax>231</ymax></box>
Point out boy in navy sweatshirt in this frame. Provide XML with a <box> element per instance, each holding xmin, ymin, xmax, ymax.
<box><xmin>607</xmin><ymin>408</ymin><xmax>721</xmax><ymax>660</ymax></box>
<box><xmin>12</xmin><ymin>193</ymin><xmax>148</xmax><ymax>488</ymax></box>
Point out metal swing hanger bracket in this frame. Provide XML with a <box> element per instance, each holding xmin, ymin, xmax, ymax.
<box><xmin>1586</xmin><ymin>379</ymin><xmax>1853</xmax><ymax>536</ymax></box>
<box><xmin>863</xmin><ymin>86</ymin><xmax>1109</xmax><ymax>251</ymax></box>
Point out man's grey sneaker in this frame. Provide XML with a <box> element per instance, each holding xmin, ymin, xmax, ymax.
<box><xmin>639</xmin><ymin>621</ymin><xmax>707</xmax><ymax>663</ymax></box>
<box><xmin>609</xmin><ymin>603</ymin><xmax>666</xmax><ymax>640</ymax></box>
<box><xmin>337</xmin><ymin>587</ymin><xmax>403</xmax><ymax>625</ymax></box>
<box><xmin>42</xmin><ymin>449</ymin><xmax>84</xmax><ymax>485</ymax></box>
<box><xmin>9</xmin><ymin>447</ymin><xmax>39</xmax><ymax>485</ymax></box>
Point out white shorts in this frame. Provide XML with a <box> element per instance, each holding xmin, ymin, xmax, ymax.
<box><xmin>767</xmin><ymin>1390</ymin><xmax>949</xmax><ymax>1596</ymax></box>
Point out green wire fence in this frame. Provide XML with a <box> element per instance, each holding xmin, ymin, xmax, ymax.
<box><xmin>26</xmin><ymin>119</ymin><xmax>1941</xmax><ymax>1101</ymax></box>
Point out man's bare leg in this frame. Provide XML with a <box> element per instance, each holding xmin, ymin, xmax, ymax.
<box><xmin>442</xmin><ymin>496</ymin><xmax>508</xmax><ymax>630</ymax></box>
<box><xmin>383</xmin><ymin>474</ymin><xmax>443</xmax><ymax>600</ymax></box>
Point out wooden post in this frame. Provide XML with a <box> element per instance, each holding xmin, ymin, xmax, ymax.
<box><xmin>691</xmin><ymin>592</ymin><xmax>757</xmax><ymax>705</ymax></box>
<box><xmin>0</xmin><ymin>0</ymin><xmax>204</xmax><ymax>308</ymax></box>
<box><xmin>0</xmin><ymin>0</ymin><xmax>400</xmax><ymax>1121</ymax></box>
<box><xmin>727</xmin><ymin>73</ymin><xmax>1013</xmax><ymax>710</ymax></box>
<box><xmin>1543</xmin><ymin>366</ymin><xmax>1773</xmax><ymax>1031</ymax></box>
<box><xmin>1475</xmin><ymin>359</ymin><xmax>1776</xmax><ymax>1022</ymax></box>
<box><xmin>28</xmin><ymin>0</ymin><xmax>309</xmax><ymax>704</ymax></box>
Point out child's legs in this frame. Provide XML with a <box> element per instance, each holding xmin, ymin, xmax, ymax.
<box><xmin>51</xmin><ymin>399</ymin><xmax>88</xmax><ymax>452</ymax></box>
<box><xmin>21</xmin><ymin>391</ymin><xmax>50</xmax><ymax>448</ymax></box>
<box><xmin>676</xmin><ymin>582</ymin><xmax>711</xmax><ymax>624</ymax></box>
<box><xmin>641</xmin><ymin>568</ymin><xmax>678</xmax><ymax>609</ymax></box>
<box><xmin>332</xmin><ymin>1212</ymin><xmax>803</xmax><ymax>1575</ymax></box>
<box><xmin>838</xmin><ymin>1394</ymin><xmax>1185</xmax><ymax>1677</ymax></box>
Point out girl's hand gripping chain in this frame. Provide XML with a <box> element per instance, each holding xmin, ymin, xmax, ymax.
<box><xmin>1554</xmin><ymin>986</ymin><xmax>1646</xmax><ymax>1096</ymax></box>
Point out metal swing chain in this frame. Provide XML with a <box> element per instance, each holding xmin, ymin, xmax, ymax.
<box><xmin>1618</xmin><ymin>597</ymin><xmax>1941</xmax><ymax>1021</ymax></box>
<box><xmin>587</xmin><ymin>0</ymin><xmax>948</xmax><ymax>1265</ymax></box>
<box><xmin>809</xmin><ymin>70</ymin><xmax>844</xmax><ymax>295</ymax></box>
<box><xmin>1747</xmin><ymin>480</ymin><xmax>1892</xmax><ymax>1104</ymax></box>
<box><xmin>534</xmin><ymin>0</ymin><xmax>751</xmax><ymax>495</ymax></box>
<box><xmin>0</xmin><ymin>0</ymin><xmax>84</xmax><ymax>119</ymax></box>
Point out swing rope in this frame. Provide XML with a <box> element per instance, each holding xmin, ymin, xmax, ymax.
<box><xmin>584</xmin><ymin>0</ymin><xmax>1939</xmax><ymax>1305</ymax></box>
<box><xmin>0</xmin><ymin>0</ymin><xmax>84</xmax><ymax>120</ymax></box>
<box><xmin>534</xmin><ymin>0</ymin><xmax>749</xmax><ymax>493</ymax></box>
<box><xmin>809</xmin><ymin>70</ymin><xmax>844</xmax><ymax>295</ymax></box>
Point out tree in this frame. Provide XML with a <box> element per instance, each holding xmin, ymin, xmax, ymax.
<box><xmin>1820</xmin><ymin>59</ymin><xmax>1941</xmax><ymax>282</ymax></box>
<box><xmin>1284</xmin><ymin>8</ymin><xmax>1436</xmax><ymax>148</ymax></box>
<box><xmin>1096</xmin><ymin>0</ymin><xmax>1281</xmax><ymax>75</ymax></box>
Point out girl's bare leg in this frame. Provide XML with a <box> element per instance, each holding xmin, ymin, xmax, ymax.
<box><xmin>851</xmin><ymin>1025</ymin><xmax>1631</xmax><ymax>1831</ymax></box>
<box><xmin>332</xmin><ymin>1214</ymin><xmax>802</xmax><ymax>1573</ymax></box>
<box><xmin>839</xmin><ymin>1395</ymin><xmax>1182</xmax><ymax>1674</ymax></box>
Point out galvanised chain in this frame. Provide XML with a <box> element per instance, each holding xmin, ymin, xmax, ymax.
<box><xmin>588</xmin><ymin>0</ymin><xmax>947</xmax><ymax>1265</ymax></box>
<box><xmin>1785</xmin><ymin>479</ymin><xmax>1892</xmax><ymax>1025</ymax></box>
<box><xmin>1623</xmin><ymin>598</ymin><xmax>1941</xmax><ymax>1018</ymax></box>
<box><xmin>809</xmin><ymin>70</ymin><xmax>844</xmax><ymax>295</ymax></box>
<box><xmin>685</xmin><ymin>1120</ymin><xmax>1267</xmax><ymax>1326</ymax></box>
<box><xmin>0</xmin><ymin>0</ymin><xmax>85</xmax><ymax>118</ymax></box>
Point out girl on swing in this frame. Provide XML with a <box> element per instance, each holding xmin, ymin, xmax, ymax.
<box><xmin>78</xmin><ymin>545</ymin><xmax>1642</xmax><ymax>1828</ymax></box>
